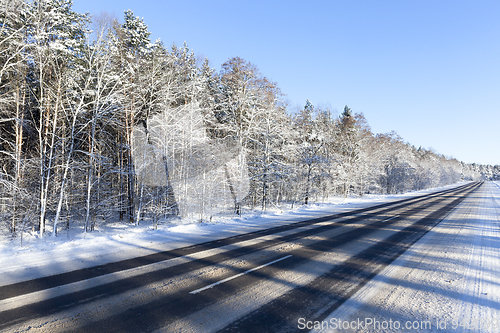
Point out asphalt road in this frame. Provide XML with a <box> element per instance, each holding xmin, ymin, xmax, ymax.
<box><xmin>0</xmin><ymin>182</ymin><xmax>482</xmax><ymax>332</ymax></box>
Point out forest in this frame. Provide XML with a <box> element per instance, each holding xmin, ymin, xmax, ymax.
<box><xmin>1</xmin><ymin>0</ymin><xmax>498</xmax><ymax>238</ymax></box>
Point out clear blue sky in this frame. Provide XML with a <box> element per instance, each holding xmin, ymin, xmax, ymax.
<box><xmin>73</xmin><ymin>0</ymin><xmax>500</xmax><ymax>166</ymax></box>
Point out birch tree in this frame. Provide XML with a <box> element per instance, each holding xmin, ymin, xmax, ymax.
<box><xmin>216</xmin><ymin>57</ymin><xmax>280</xmax><ymax>212</ymax></box>
<box><xmin>27</xmin><ymin>0</ymin><xmax>89</xmax><ymax>237</ymax></box>
<box><xmin>0</xmin><ymin>0</ymin><xmax>28</xmax><ymax>233</ymax></box>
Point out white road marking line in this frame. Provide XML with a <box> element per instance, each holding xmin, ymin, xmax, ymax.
<box><xmin>189</xmin><ymin>255</ymin><xmax>293</xmax><ymax>295</ymax></box>
<box><xmin>382</xmin><ymin>215</ymin><xmax>399</xmax><ymax>222</ymax></box>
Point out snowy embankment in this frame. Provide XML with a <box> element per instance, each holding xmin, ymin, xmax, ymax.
<box><xmin>315</xmin><ymin>181</ymin><xmax>500</xmax><ymax>333</ymax></box>
<box><xmin>0</xmin><ymin>183</ymin><xmax>467</xmax><ymax>286</ymax></box>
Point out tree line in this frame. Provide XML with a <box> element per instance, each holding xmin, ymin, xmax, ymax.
<box><xmin>0</xmin><ymin>0</ymin><xmax>495</xmax><ymax>238</ymax></box>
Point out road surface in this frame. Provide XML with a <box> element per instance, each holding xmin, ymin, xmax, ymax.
<box><xmin>1</xmin><ymin>181</ymin><xmax>495</xmax><ymax>332</ymax></box>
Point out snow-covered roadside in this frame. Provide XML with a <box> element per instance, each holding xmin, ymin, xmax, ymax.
<box><xmin>313</xmin><ymin>181</ymin><xmax>500</xmax><ymax>333</ymax></box>
<box><xmin>0</xmin><ymin>183</ymin><xmax>467</xmax><ymax>286</ymax></box>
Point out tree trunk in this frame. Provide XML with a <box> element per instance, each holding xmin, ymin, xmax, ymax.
<box><xmin>12</xmin><ymin>84</ymin><xmax>24</xmax><ymax>233</ymax></box>
<box><xmin>84</xmin><ymin>118</ymin><xmax>96</xmax><ymax>232</ymax></box>
<box><xmin>53</xmin><ymin>107</ymin><xmax>78</xmax><ymax>237</ymax></box>
<box><xmin>165</xmin><ymin>159</ymin><xmax>179</xmax><ymax>216</ymax></box>
<box><xmin>224</xmin><ymin>164</ymin><xmax>240</xmax><ymax>215</ymax></box>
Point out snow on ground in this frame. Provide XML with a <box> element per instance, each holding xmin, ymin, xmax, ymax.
<box><xmin>313</xmin><ymin>181</ymin><xmax>500</xmax><ymax>333</ymax></box>
<box><xmin>0</xmin><ymin>183</ymin><xmax>466</xmax><ymax>286</ymax></box>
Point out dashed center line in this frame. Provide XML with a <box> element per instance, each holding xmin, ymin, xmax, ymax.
<box><xmin>189</xmin><ymin>255</ymin><xmax>293</xmax><ymax>295</ymax></box>
<box><xmin>382</xmin><ymin>215</ymin><xmax>399</xmax><ymax>222</ymax></box>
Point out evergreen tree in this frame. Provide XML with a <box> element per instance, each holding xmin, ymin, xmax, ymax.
<box><xmin>0</xmin><ymin>0</ymin><xmax>486</xmax><ymax>239</ymax></box>
<box><xmin>336</xmin><ymin>105</ymin><xmax>361</xmax><ymax>197</ymax></box>
<box><xmin>113</xmin><ymin>9</ymin><xmax>152</xmax><ymax>223</ymax></box>
<box><xmin>294</xmin><ymin>100</ymin><xmax>326</xmax><ymax>204</ymax></box>
<box><xmin>0</xmin><ymin>0</ymin><xmax>29</xmax><ymax>234</ymax></box>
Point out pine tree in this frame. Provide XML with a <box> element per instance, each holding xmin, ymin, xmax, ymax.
<box><xmin>0</xmin><ymin>0</ymin><xmax>29</xmax><ymax>234</ymax></box>
<box><xmin>294</xmin><ymin>100</ymin><xmax>327</xmax><ymax>204</ymax></box>
<box><xmin>114</xmin><ymin>9</ymin><xmax>152</xmax><ymax>223</ymax></box>
<box><xmin>336</xmin><ymin>105</ymin><xmax>361</xmax><ymax>197</ymax></box>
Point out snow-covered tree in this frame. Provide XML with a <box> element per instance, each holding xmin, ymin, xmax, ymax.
<box><xmin>113</xmin><ymin>9</ymin><xmax>152</xmax><ymax>223</ymax></box>
<box><xmin>214</xmin><ymin>57</ymin><xmax>278</xmax><ymax>213</ymax></box>
<box><xmin>335</xmin><ymin>106</ymin><xmax>362</xmax><ymax>197</ymax></box>
<box><xmin>0</xmin><ymin>0</ymin><xmax>490</xmax><ymax>240</ymax></box>
<box><xmin>293</xmin><ymin>100</ymin><xmax>328</xmax><ymax>204</ymax></box>
<box><xmin>0</xmin><ymin>0</ymin><xmax>29</xmax><ymax>234</ymax></box>
<box><xmin>26</xmin><ymin>0</ymin><xmax>89</xmax><ymax>237</ymax></box>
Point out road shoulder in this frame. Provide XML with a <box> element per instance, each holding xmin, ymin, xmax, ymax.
<box><xmin>313</xmin><ymin>182</ymin><xmax>500</xmax><ymax>333</ymax></box>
